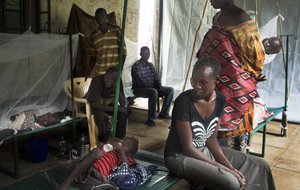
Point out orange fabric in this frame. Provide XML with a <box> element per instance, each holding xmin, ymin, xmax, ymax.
<box><xmin>219</xmin><ymin>103</ymin><xmax>254</xmax><ymax>138</ymax></box>
<box><xmin>213</xmin><ymin>12</ymin><xmax>265</xmax><ymax>79</ymax></box>
<box><xmin>212</xmin><ymin>12</ymin><xmax>265</xmax><ymax>138</ymax></box>
<box><xmin>93</xmin><ymin>148</ymin><xmax>136</xmax><ymax>177</ymax></box>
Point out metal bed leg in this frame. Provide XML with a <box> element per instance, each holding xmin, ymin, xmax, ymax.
<box><xmin>14</xmin><ymin>137</ymin><xmax>19</xmax><ymax>178</ymax></box>
<box><xmin>281</xmin><ymin>110</ymin><xmax>288</xmax><ymax>137</ymax></box>
<box><xmin>261</xmin><ymin>124</ymin><xmax>266</xmax><ymax>158</ymax></box>
<box><xmin>0</xmin><ymin>137</ymin><xmax>19</xmax><ymax>178</ymax></box>
<box><xmin>249</xmin><ymin>123</ymin><xmax>266</xmax><ymax>157</ymax></box>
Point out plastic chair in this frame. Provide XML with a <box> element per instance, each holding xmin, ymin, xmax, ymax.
<box><xmin>63</xmin><ymin>77</ymin><xmax>98</xmax><ymax>150</ymax></box>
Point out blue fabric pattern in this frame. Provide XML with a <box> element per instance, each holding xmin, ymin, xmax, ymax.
<box><xmin>108</xmin><ymin>163</ymin><xmax>157</xmax><ymax>190</ymax></box>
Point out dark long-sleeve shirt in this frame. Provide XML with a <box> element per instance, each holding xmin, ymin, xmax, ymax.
<box><xmin>131</xmin><ymin>59</ymin><xmax>161</xmax><ymax>90</ymax></box>
<box><xmin>85</xmin><ymin>74</ymin><xmax>125</xmax><ymax>107</ymax></box>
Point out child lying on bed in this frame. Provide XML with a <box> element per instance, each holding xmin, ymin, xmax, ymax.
<box><xmin>59</xmin><ymin>136</ymin><xmax>155</xmax><ymax>190</ymax></box>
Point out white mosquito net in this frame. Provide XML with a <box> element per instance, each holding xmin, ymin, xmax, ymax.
<box><xmin>0</xmin><ymin>31</ymin><xmax>79</xmax><ymax>130</ymax></box>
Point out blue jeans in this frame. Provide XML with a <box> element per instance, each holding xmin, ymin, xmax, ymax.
<box><xmin>133</xmin><ymin>86</ymin><xmax>174</xmax><ymax>120</ymax></box>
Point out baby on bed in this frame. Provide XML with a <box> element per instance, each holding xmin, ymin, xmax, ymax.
<box><xmin>59</xmin><ymin>136</ymin><xmax>155</xmax><ymax>190</ymax></box>
<box><xmin>0</xmin><ymin>111</ymin><xmax>43</xmax><ymax>145</ymax></box>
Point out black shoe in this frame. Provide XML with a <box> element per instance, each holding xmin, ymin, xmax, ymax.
<box><xmin>145</xmin><ymin>119</ymin><xmax>156</xmax><ymax>127</ymax></box>
<box><xmin>158</xmin><ymin>114</ymin><xmax>171</xmax><ymax>120</ymax></box>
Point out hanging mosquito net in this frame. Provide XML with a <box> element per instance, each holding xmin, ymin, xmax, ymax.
<box><xmin>0</xmin><ymin>31</ymin><xmax>79</xmax><ymax>130</ymax></box>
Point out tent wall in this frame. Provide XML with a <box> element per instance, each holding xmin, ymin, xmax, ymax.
<box><xmin>161</xmin><ymin>0</ymin><xmax>300</xmax><ymax>123</ymax></box>
<box><xmin>239</xmin><ymin>0</ymin><xmax>300</xmax><ymax>123</ymax></box>
<box><xmin>50</xmin><ymin>0</ymin><xmax>140</xmax><ymax>42</ymax></box>
<box><xmin>161</xmin><ymin>0</ymin><xmax>216</xmax><ymax>97</ymax></box>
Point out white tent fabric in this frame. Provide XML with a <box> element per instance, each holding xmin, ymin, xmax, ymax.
<box><xmin>122</xmin><ymin>38</ymin><xmax>139</xmax><ymax>98</ymax></box>
<box><xmin>0</xmin><ymin>32</ymin><xmax>78</xmax><ymax>130</ymax></box>
<box><xmin>161</xmin><ymin>0</ymin><xmax>216</xmax><ymax>98</ymax></box>
<box><xmin>161</xmin><ymin>0</ymin><xmax>300</xmax><ymax>123</ymax></box>
<box><xmin>254</xmin><ymin>0</ymin><xmax>300</xmax><ymax>123</ymax></box>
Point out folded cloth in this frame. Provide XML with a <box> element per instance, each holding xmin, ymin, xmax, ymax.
<box><xmin>36</xmin><ymin>112</ymin><xmax>60</xmax><ymax>126</ymax></box>
<box><xmin>10</xmin><ymin>111</ymin><xmax>41</xmax><ymax>130</ymax></box>
<box><xmin>253</xmin><ymin>97</ymin><xmax>274</xmax><ymax>129</ymax></box>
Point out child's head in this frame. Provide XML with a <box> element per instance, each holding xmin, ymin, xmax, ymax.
<box><xmin>122</xmin><ymin>136</ymin><xmax>139</xmax><ymax>155</ymax></box>
<box><xmin>191</xmin><ymin>56</ymin><xmax>221</xmax><ymax>99</ymax></box>
<box><xmin>262</xmin><ymin>37</ymin><xmax>281</xmax><ymax>55</ymax></box>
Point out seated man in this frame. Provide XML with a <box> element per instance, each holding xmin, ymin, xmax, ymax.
<box><xmin>85</xmin><ymin>67</ymin><xmax>130</xmax><ymax>143</ymax></box>
<box><xmin>131</xmin><ymin>46</ymin><xmax>174</xmax><ymax>126</ymax></box>
<box><xmin>59</xmin><ymin>136</ymin><xmax>139</xmax><ymax>190</ymax></box>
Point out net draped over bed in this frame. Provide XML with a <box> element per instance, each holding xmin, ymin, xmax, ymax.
<box><xmin>0</xmin><ymin>31</ymin><xmax>79</xmax><ymax>130</ymax></box>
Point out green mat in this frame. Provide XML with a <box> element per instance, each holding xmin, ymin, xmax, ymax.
<box><xmin>1</xmin><ymin>150</ymin><xmax>180</xmax><ymax>190</ymax></box>
<box><xmin>251</xmin><ymin>107</ymin><xmax>284</xmax><ymax>135</ymax></box>
<box><xmin>249</xmin><ymin>106</ymin><xmax>285</xmax><ymax>157</ymax></box>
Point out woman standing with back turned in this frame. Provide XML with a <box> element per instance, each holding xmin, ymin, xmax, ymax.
<box><xmin>198</xmin><ymin>0</ymin><xmax>270</xmax><ymax>150</ymax></box>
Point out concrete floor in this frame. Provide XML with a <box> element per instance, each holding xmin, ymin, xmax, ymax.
<box><xmin>0</xmin><ymin>105</ymin><xmax>300</xmax><ymax>190</ymax></box>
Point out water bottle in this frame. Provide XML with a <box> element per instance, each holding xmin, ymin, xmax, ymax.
<box><xmin>103</xmin><ymin>143</ymin><xmax>114</xmax><ymax>152</ymax></box>
<box><xmin>58</xmin><ymin>136</ymin><xmax>67</xmax><ymax>159</ymax></box>
<box><xmin>79</xmin><ymin>134</ymin><xmax>89</xmax><ymax>157</ymax></box>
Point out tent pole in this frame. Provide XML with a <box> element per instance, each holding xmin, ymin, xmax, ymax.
<box><xmin>281</xmin><ymin>35</ymin><xmax>289</xmax><ymax>137</ymax></box>
<box><xmin>68</xmin><ymin>14</ymin><xmax>76</xmax><ymax>145</ymax></box>
<box><xmin>274</xmin><ymin>0</ymin><xmax>288</xmax><ymax>137</ymax></box>
<box><xmin>275</xmin><ymin>0</ymin><xmax>286</xmax><ymax>68</ymax></box>
<box><xmin>280</xmin><ymin>34</ymin><xmax>298</xmax><ymax>137</ymax></box>
<box><xmin>112</xmin><ymin>0</ymin><xmax>128</xmax><ymax>138</ymax></box>
<box><xmin>255</xmin><ymin>0</ymin><xmax>258</xmax><ymax>25</ymax></box>
<box><xmin>182</xmin><ymin>0</ymin><xmax>209</xmax><ymax>91</ymax></box>
<box><xmin>157</xmin><ymin>0</ymin><xmax>163</xmax><ymax>79</ymax></box>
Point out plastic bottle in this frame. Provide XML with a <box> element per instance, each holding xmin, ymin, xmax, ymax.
<box><xmin>79</xmin><ymin>134</ymin><xmax>89</xmax><ymax>157</ymax></box>
<box><xmin>58</xmin><ymin>136</ymin><xmax>67</xmax><ymax>159</ymax></box>
<box><xmin>103</xmin><ymin>143</ymin><xmax>114</xmax><ymax>152</ymax></box>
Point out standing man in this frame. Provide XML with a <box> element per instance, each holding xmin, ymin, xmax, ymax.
<box><xmin>131</xmin><ymin>46</ymin><xmax>174</xmax><ymax>126</ymax></box>
<box><xmin>89</xmin><ymin>8</ymin><xmax>126</xmax><ymax>77</ymax></box>
<box><xmin>85</xmin><ymin>67</ymin><xmax>130</xmax><ymax>143</ymax></box>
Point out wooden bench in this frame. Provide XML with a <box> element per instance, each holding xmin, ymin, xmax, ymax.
<box><xmin>2</xmin><ymin>150</ymin><xmax>180</xmax><ymax>190</ymax></box>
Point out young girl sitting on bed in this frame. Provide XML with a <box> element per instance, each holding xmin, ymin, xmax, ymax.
<box><xmin>164</xmin><ymin>56</ymin><xmax>276</xmax><ymax>190</ymax></box>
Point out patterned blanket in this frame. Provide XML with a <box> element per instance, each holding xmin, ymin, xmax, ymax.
<box><xmin>197</xmin><ymin>26</ymin><xmax>257</xmax><ymax>132</ymax></box>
